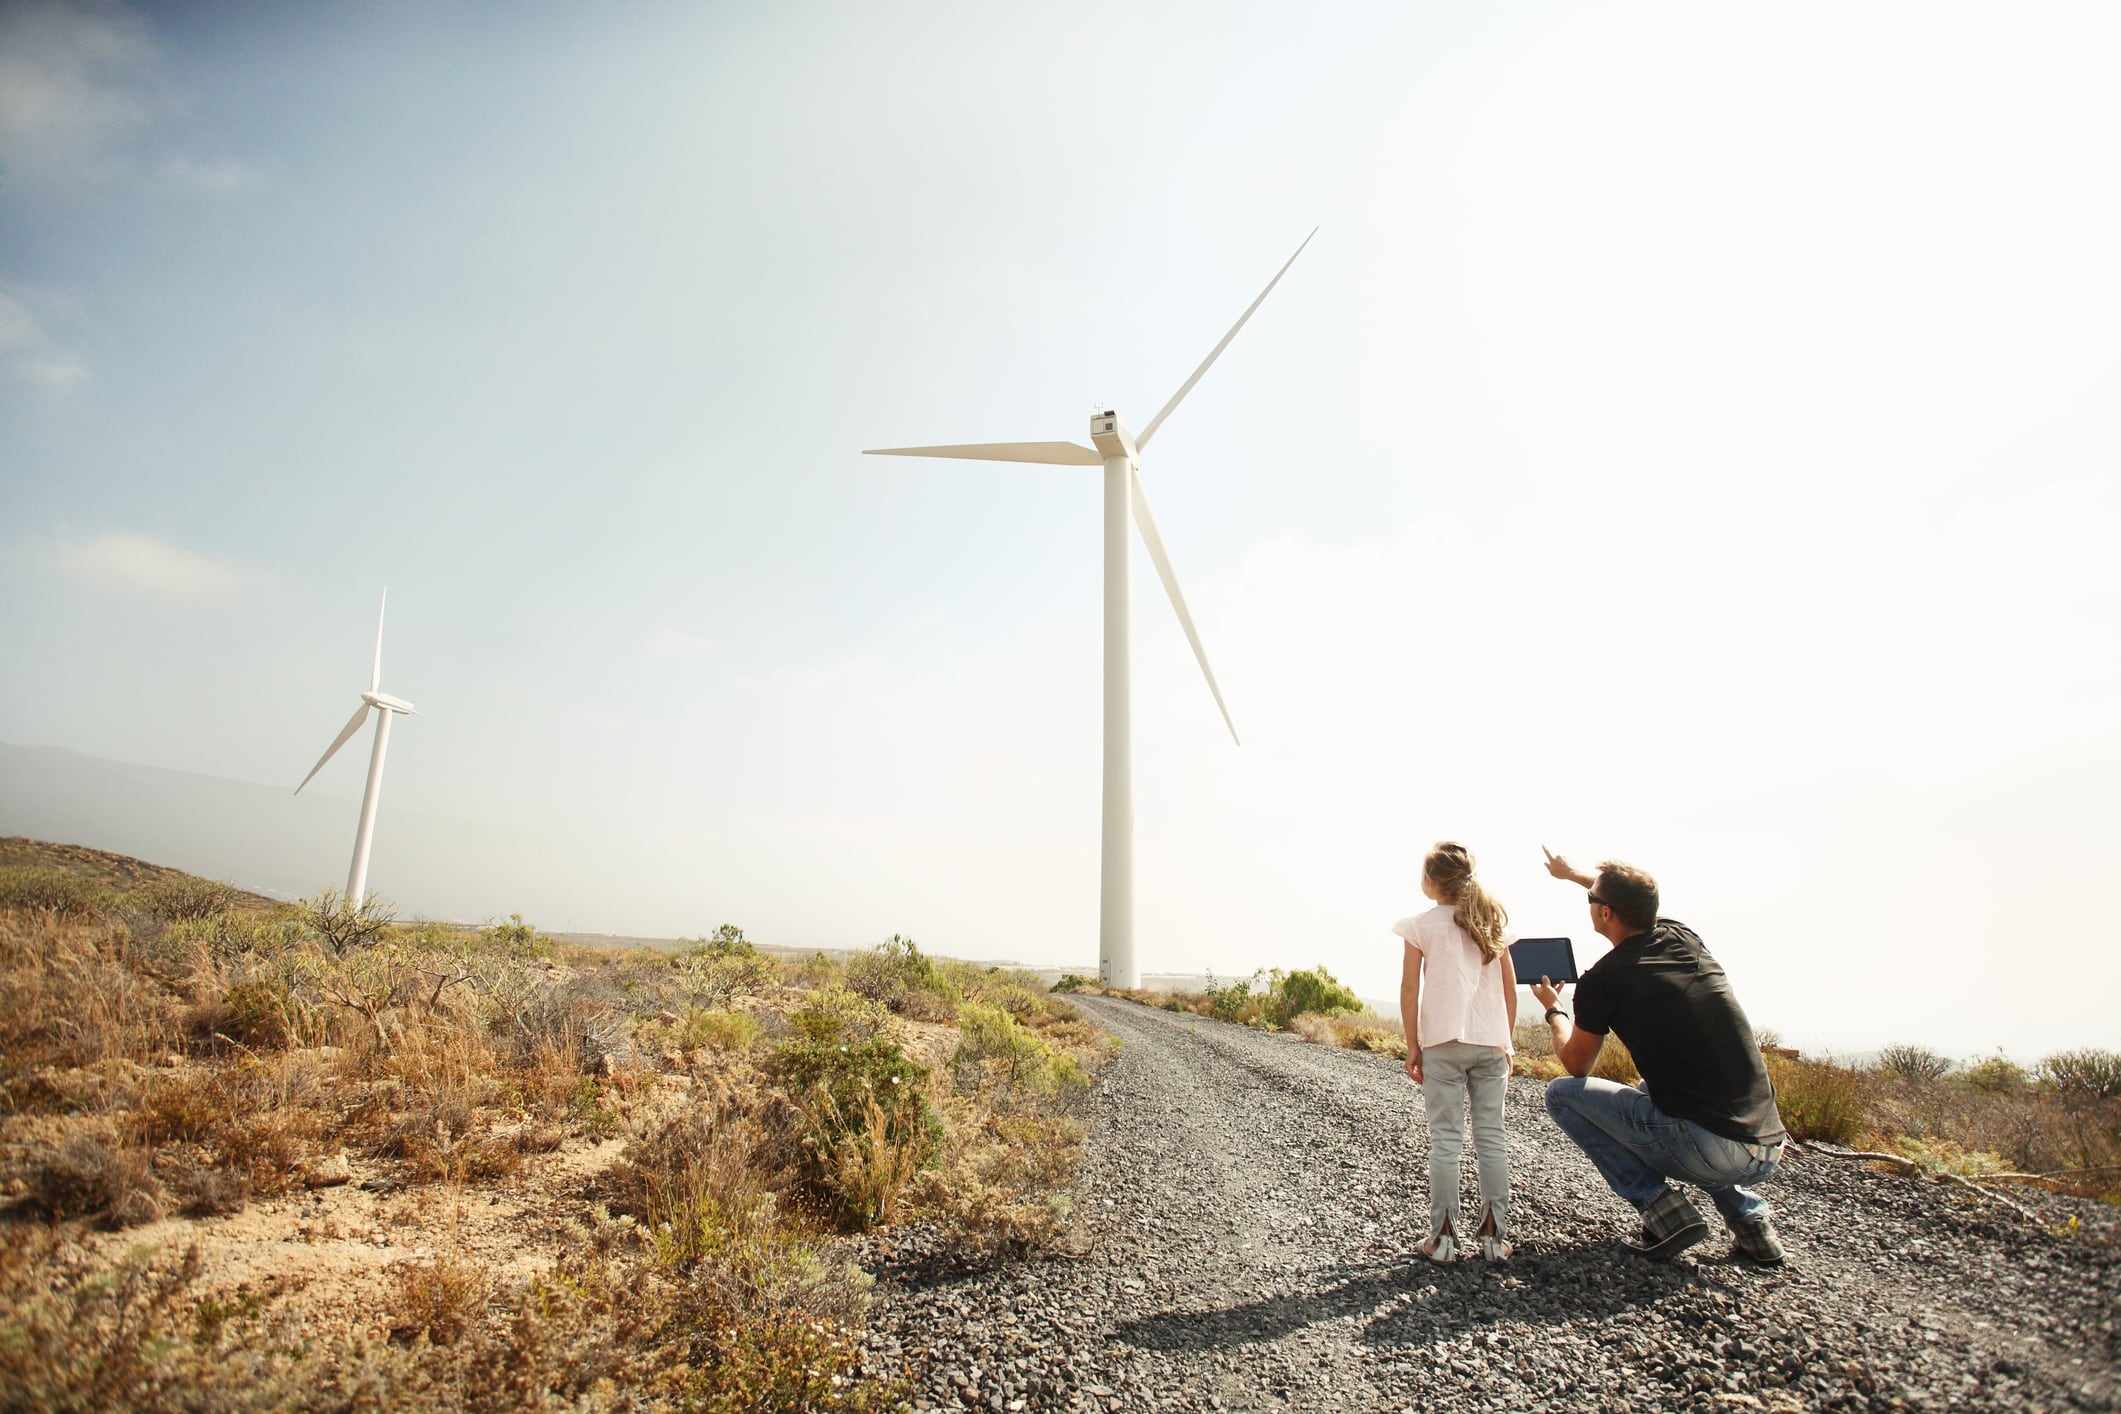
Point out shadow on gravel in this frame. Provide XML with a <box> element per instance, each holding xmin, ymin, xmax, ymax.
<box><xmin>1111</xmin><ymin>1247</ymin><xmax>1728</xmax><ymax>1354</ymax></box>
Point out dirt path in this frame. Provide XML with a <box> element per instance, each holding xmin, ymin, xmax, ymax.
<box><xmin>860</xmin><ymin>995</ymin><xmax>2120</xmax><ymax>1413</ymax></box>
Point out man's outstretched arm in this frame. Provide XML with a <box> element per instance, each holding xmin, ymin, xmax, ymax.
<box><xmin>1542</xmin><ymin>845</ymin><xmax>1596</xmax><ymax>891</ymax></box>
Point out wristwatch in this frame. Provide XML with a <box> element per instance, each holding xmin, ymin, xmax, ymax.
<box><xmin>1544</xmin><ymin>1007</ymin><xmax>1568</xmax><ymax>1021</ymax></box>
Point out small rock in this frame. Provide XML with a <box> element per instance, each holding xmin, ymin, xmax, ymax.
<box><xmin>304</xmin><ymin>1152</ymin><xmax>353</xmax><ymax>1188</ymax></box>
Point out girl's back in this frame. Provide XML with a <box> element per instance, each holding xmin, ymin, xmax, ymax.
<box><xmin>1394</xmin><ymin>905</ymin><xmax>1511</xmax><ymax>1052</ymax></box>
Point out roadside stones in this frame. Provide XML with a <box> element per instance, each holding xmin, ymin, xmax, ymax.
<box><xmin>855</xmin><ymin>996</ymin><xmax>2120</xmax><ymax>1413</ymax></box>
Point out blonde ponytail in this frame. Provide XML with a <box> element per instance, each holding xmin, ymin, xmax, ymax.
<box><xmin>1423</xmin><ymin>841</ymin><xmax>1510</xmax><ymax>963</ymax></box>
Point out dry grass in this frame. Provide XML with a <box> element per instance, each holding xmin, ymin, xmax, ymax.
<box><xmin>0</xmin><ymin>841</ymin><xmax>1108</xmax><ymax>1408</ymax></box>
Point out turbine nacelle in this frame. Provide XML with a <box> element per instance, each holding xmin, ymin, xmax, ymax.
<box><xmin>1089</xmin><ymin>410</ymin><xmax>1137</xmax><ymax>463</ymax></box>
<box><xmin>362</xmin><ymin>691</ymin><xmax>417</xmax><ymax>715</ymax></box>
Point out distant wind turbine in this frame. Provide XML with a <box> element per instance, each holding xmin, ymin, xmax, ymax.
<box><xmin>866</xmin><ymin>230</ymin><xmax>1315</xmax><ymax>988</ymax></box>
<box><xmin>294</xmin><ymin>591</ymin><xmax>417</xmax><ymax>904</ymax></box>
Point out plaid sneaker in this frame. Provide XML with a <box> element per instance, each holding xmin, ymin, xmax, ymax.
<box><xmin>1628</xmin><ymin>1186</ymin><xmax>1709</xmax><ymax>1261</ymax></box>
<box><xmin>1727</xmin><ymin>1212</ymin><xmax>1785</xmax><ymax>1265</ymax></box>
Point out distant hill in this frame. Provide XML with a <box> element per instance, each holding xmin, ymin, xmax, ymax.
<box><xmin>0</xmin><ymin>741</ymin><xmax>687</xmax><ymax>929</ymax></box>
<box><xmin>0</xmin><ymin>836</ymin><xmax>279</xmax><ymax>910</ymax></box>
<box><xmin>0</xmin><ymin>743</ymin><xmax>1100</xmax><ymax>971</ymax></box>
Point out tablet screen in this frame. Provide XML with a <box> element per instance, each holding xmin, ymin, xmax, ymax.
<box><xmin>1509</xmin><ymin>937</ymin><xmax>1578</xmax><ymax>985</ymax></box>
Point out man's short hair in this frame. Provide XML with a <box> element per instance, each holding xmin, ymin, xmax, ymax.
<box><xmin>1595</xmin><ymin>861</ymin><xmax>1659</xmax><ymax>932</ymax></box>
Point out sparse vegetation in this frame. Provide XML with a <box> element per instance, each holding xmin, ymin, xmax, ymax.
<box><xmin>1767</xmin><ymin>1052</ymin><xmax>1873</xmax><ymax>1146</ymax></box>
<box><xmin>1959</xmin><ymin>1050</ymin><xmax>2030</xmax><ymax>1095</ymax></box>
<box><xmin>0</xmin><ymin>866</ymin><xmax>103</xmax><ymax>918</ymax></box>
<box><xmin>300</xmin><ymin>887</ymin><xmax>396</xmax><ymax>955</ymax></box>
<box><xmin>0</xmin><ymin>841</ymin><xmax>1108</xmax><ymax>1408</ymax></box>
<box><xmin>1877</xmin><ymin>1043</ymin><xmax>1954</xmax><ymax>1083</ymax></box>
<box><xmin>2039</xmin><ymin>1047</ymin><xmax>2121</xmax><ymax>1103</ymax></box>
<box><xmin>143</xmin><ymin>875</ymin><xmax>240</xmax><ymax>923</ymax></box>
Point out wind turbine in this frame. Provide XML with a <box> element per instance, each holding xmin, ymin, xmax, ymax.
<box><xmin>866</xmin><ymin>230</ymin><xmax>1314</xmax><ymax>989</ymax></box>
<box><xmin>295</xmin><ymin>590</ymin><xmax>417</xmax><ymax>904</ymax></box>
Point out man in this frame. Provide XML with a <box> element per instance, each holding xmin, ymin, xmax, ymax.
<box><xmin>1530</xmin><ymin>847</ymin><xmax>1787</xmax><ymax>1264</ymax></box>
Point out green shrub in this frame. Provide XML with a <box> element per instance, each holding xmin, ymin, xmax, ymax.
<box><xmin>479</xmin><ymin>913</ymin><xmax>555</xmax><ymax>960</ymax></box>
<box><xmin>1958</xmin><ymin>1051</ymin><xmax>2030</xmax><ymax>1095</ymax></box>
<box><xmin>1204</xmin><ymin>974</ymin><xmax>1255</xmax><ymax>1023</ymax></box>
<box><xmin>788</xmin><ymin>987</ymin><xmax>894</xmax><ymax>1045</ymax></box>
<box><xmin>2039</xmin><ymin>1048</ymin><xmax>2121</xmax><ymax>1103</ymax></box>
<box><xmin>167</xmin><ymin>911</ymin><xmax>309</xmax><ymax>960</ymax></box>
<box><xmin>144</xmin><ymin>876</ymin><xmax>238</xmax><ymax>922</ymax></box>
<box><xmin>1052</xmin><ymin>974</ymin><xmax>1099</xmax><ymax>993</ymax></box>
<box><xmin>845</xmin><ymin>934</ymin><xmax>955</xmax><ymax>1020</ymax></box>
<box><xmin>672</xmin><ymin>926</ymin><xmax>776</xmax><ymax>1005</ymax></box>
<box><xmin>953</xmin><ymin>1003</ymin><xmax>1084</xmax><ymax>1095</ymax></box>
<box><xmin>1877</xmin><ymin>1043</ymin><xmax>1953</xmax><ymax>1083</ymax></box>
<box><xmin>0</xmin><ymin>867</ymin><xmax>102</xmax><ymax>918</ymax></box>
<box><xmin>1767</xmin><ymin>1053</ymin><xmax>1872</xmax><ymax>1145</ymax></box>
<box><xmin>774</xmin><ymin>997</ymin><xmax>938</xmax><ymax>1228</ymax></box>
<box><xmin>1273</xmin><ymin>966</ymin><xmax>1361</xmax><ymax>1024</ymax></box>
<box><xmin>682</xmin><ymin>1008</ymin><xmax>761</xmax><ymax>1051</ymax></box>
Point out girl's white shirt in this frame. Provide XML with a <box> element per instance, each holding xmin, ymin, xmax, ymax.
<box><xmin>1394</xmin><ymin>904</ymin><xmax>1513</xmax><ymax>1053</ymax></box>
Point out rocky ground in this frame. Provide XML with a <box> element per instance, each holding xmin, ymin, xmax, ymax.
<box><xmin>857</xmin><ymin>996</ymin><xmax>2120</xmax><ymax>1413</ymax></box>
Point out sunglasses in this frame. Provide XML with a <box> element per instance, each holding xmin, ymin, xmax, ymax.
<box><xmin>1587</xmin><ymin>895</ymin><xmax>1611</xmax><ymax>910</ymax></box>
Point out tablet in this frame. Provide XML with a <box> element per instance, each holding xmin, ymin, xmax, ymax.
<box><xmin>1509</xmin><ymin>937</ymin><xmax>1578</xmax><ymax>986</ymax></box>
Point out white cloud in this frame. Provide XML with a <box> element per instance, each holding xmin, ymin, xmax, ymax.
<box><xmin>159</xmin><ymin>154</ymin><xmax>262</xmax><ymax>192</ymax></box>
<box><xmin>0</xmin><ymin>288</ymin><xmax>88</xmax><ymax>392</ymax></box>
<box><xmin>0</xmin><ymin>0</ymin><xmax>157</xmax><ymax>182</ymax></box>
<box><xmin>54</xmin><ymin>530</ymin><xmax>269</xmax><ymax>598</ymax></box>
<box><xmin>13</xmin><ymin>352</ymin><xmax>90</xmax><ymax>393</ymax></box>
<box><xmin>0</xmin><ymin>292</ymin><xmax>43</xmax><ymax>352</ymax></box>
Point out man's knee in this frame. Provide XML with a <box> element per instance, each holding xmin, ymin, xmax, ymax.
<box><xmin>1544</xmin><ymin>1075</ymin><xmax>1588</xmax><ymax>1121</ymax></box>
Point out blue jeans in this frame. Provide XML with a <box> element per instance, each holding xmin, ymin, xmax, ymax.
<box><xmin>1544</xmin><ymin>1076</ymin><xmax>1781</xmax><ymax>1224</ymax></box>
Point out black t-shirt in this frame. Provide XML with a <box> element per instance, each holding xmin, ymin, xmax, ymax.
<box><xmin>1573</xmin><ymin>918</ymin><xmax>1785</xmax><ymax>1144</ymax></box>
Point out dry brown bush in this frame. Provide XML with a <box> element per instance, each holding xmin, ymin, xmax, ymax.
<box><xmin>1864</xmin><ymin>1069</ymin><xmax>2121</xmax><ymax>1194</ymax></box>
<box><xmin>143</xmin><ymin>876</ymin><xmax>240</xmax><ymax>923</ymax></box>
<box><xmin>915</xmin><ymin>1099</ymin><xmax>1087</xmax><ymax>1251</ymax></box>
<box><xmin>1766</xmin><ymin>1053</ymin><xmax>1874</xmax><ymax>1146</ymax></box>
<box><xmin>391</xmin><ymin>1256</ymin><xmax>488</xmax><ymax>1347</ymax></box>
<box><xmin>1290</xmin><ymin>1012</ymin><xmax>1339</xmax><ymax>1046</ymax></box>
<box><xmin>0</xmin><ymin>913</ymin><xmax>189</xmax><ymax>1111</ymax></box>
<box><xmin>1327</xmin><ymin>1013</ymin><xmax>1406</xmax><ymax>1057</ymax></box>
<box><xmin>126</xmin><ymin>1059</ymin><xmax>331</xmax><ymax>1206</ymax></box>
<box><xmin>18</xmin><ymin>1128</ymin><xmax>165</xmax><ymax>1228</ymax></box>
<box><xmin>1591</xmin><ymin>1034</ymin><xmax>1641</xmax><ymax>1085</ymax></box>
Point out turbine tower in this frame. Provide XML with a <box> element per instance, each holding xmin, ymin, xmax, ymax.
<box><xmin>295</xmin><ymin>590</ymin><xmax>417</xmax><ymax>904</ymax></box>
<box><xmin>866</xmin><ymin>230</ymin><xmax>1314</xmax><ymax>988</ymax></box>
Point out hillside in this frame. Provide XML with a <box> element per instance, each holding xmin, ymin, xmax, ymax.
<box><xmin>0</xmin><ymin>841</ymin><xmax>1103</xmax><ymax>1410</ymax></box>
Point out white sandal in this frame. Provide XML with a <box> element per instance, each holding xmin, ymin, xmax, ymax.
<box><xmin>1475</xmin><ymin>1204</ymin><xmax>1510</xmax><ymax>1262</ymax></box>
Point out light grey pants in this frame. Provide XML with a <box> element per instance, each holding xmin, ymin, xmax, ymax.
<box><xmin>1421</xmin><ymin>1040</ymin><xmax>1511</xmax><ymax>1240</ymax></box>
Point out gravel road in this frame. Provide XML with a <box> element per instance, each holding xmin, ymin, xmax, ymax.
<box><xmin>859</xmin><ymin>995</ymin><xmax>2120</xmax><ymax>1413</ymax></box>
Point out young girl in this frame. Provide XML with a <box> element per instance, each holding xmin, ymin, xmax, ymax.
<box><xmin>1395</xmin><ymin>841</ymin><xmax>1517</xmax><ymax>1262</ymax></box>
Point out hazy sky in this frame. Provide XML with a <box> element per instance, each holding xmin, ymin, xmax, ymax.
<box><xmin>4</xmin><ymin>0</ymin><xmax>2117</xmax><ymax>1059</ymax></box>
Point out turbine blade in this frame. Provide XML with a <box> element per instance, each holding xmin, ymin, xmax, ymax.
<box><xmin>1137</xmin><ymin>227</ymin><xmax>1317</xmax><ymax>451</ymax></box>
<box><xmin>296</xmin><ymin>702</ymin><xmax>372</xmax><ymax>795</ymax></box>
<box><xmin>864</xmin><ymin>441</ymin><xmax>1103</xmax><ymax>465</ymax></box>
<box><xmin>1130</xmin><ymin>468</ymin><xmax>1239</xmax><ymax>745</ymax></box>
<box><xmin>372</xmin><ymin>589</ymin><xmax>387</xmax><ymax>694</ymax></box>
